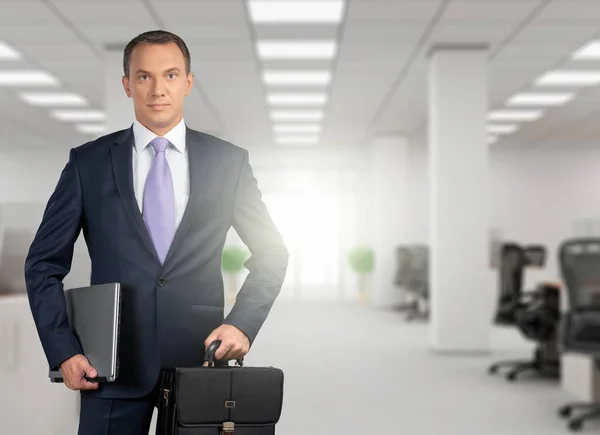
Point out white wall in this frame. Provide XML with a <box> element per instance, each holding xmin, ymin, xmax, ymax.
<box><xmin>248</xmin><ymin>146</ymin><xmax>369</xmax><ymax>172</ymax></box>
<box><xmin>0</xmin><ymin>145</ymin><xmax>370</xmax><ymax>202</ymax></box>
<box><xmin>0</xmin><ymin>146</ymin><xmax>373</xmax><ymax>299</ymax></box>
<box><xmin>0</xmin><ymin>149</ymin><xmax>94</xmax><ymax>293</ymax></box>
<box><xmin>0</xmin><ymin>150</ymin><xmax>69</xmax><ymax>203</ymax></box>
<box><xmin>407</xmin><ymin>142</ymin><xmax>430</xmax><ymax>244</ymax></box>
<box><xmin>407</xmin><ymin>142</ymin><xmax>600</xmax><ymax>283</ymax></box>
<box><xmin>10</xmin><ymin>141</ymin><xmax>599</xmax><ymax>288</ymax></box>
<box><xmin>0</xmin><ymin>296</ymin><xmax>80</xmax><ymax>435</ymax></box>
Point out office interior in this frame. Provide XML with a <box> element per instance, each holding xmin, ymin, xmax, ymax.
<box><xmin>3</xmin><ymin>0</ymin><xmax>600</xmax><ymax>434</ymax></box>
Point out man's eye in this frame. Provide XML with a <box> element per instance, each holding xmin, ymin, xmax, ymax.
<box><xmin>139</xmin><ymin>75</ymin><xmax>148</xmax><ymax>80</ymax></box>
<box><xmin>168</xmin><ymin>73</ymin><xmax>177</xmax><ymax>79</ymax></box>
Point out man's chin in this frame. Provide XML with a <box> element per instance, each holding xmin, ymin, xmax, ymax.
<box><xmin>145</xmin><ymin>115</ymin><xmax>172</xmax><ymax>128</ymax></box>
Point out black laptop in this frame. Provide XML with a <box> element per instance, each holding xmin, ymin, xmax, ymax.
<box><xmin>49</xmin><ymin>282</ymin><xmax>122</xmax><ymax>383</ymax></box>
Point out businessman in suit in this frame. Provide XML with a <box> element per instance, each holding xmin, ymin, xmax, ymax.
<box><xmin>24</xmin><ymin>30</ymin><xmax>289</xmax><ymax>434</ymax></box>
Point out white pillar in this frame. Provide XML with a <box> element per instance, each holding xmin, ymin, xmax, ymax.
<box><xmin>104</xmin><ymin>44</ymin><xmax>134</xmax><ymax>133</ymax></box>
<box><xmin>371</xmin><ymin>135</ymin><xmax>409</xmax><ymax>308</ymax></box>
<box><xmin>427</xmin><ymin>44</ymin><xmax>495</xmax><ymax>353</ymax></box>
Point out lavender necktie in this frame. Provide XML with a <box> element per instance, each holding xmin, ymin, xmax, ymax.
<box><xmin>143</xmin><ymin>136</ymin><xmax>175</xmax><ymax>264</ymax></box>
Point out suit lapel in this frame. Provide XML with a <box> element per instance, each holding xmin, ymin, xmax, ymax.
<box><xmin>110</xmin><ymin>127</ymin><xmax>160</xmax><ymax>263</ymax></box>
<box><xmin>163</xmin><ymin>127</ymin><xmax>210</xmax><ymax>267</ymax></box>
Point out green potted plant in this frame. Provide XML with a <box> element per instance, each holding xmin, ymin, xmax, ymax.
<box><xmin>221</xmin><ymin>245</ymin><xmax>249</xmax><ymax>303</ymax></box>
<box><xmin>347</xmin><ymin>246</ymin><xmax>374</xmax><ymax>302</ymax></box>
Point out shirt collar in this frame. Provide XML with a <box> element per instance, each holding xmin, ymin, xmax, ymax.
<box><xmin>132</xmin><ymin>118</ymin><xmax>186</xmax><ymax>154</ymax></box>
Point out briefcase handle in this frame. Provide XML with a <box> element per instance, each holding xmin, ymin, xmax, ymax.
<box><xmin>203</xmin><ymin>339</ymin><xmax>244</xmax><ymax>367</ymax></box>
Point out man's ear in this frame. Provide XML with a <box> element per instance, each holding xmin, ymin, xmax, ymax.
<box><xmin>185</xmin><ymin>73</ymin><xmax>194</xmax><ymax>96</ymax></box>
<box><xmin>122</xmin><ymin>75</ymin><xmax>132</xmax><ymax>98</ymax></box>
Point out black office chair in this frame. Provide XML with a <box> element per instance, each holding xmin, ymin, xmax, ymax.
<box><xmin>491</xmin><ymin>243</ymin><xmax>524</xmax><ymax>327</ymax></box>
<box><xmin>556</xmin><ymin>238</ymin><xmax>600</xmax><ymax>431</ymax></box>
<box><xmin>524</xmin><ymin>244</ymin><xmax>546</xmax><ymax>268</ymax></box>
<box><xmin>404</xmin><ymin>245</ymin><xmax>428</xmax><ymax>321</ymax></box>
<box><xmin>393</xmin><ymin>246</ymin><xmax>418</xmax><ymax>312</ymax></box>
<box><xmin>392</xmin><ymin>245</ymin><xmax>429</xmax><ymax>321</ymax></box>
<box><xmin>517</xmin><ymin>245</ymin><xmax>560</xmax><ymax>375</ymax></box>
<box><xmin>511</xmin><ymin>282</ymin><xmax>561</xmax><ymax>379</ymax></box>
<box><xmin>488</xmin><ymin>243</ymin><xmax>561</xmax><ymax>380</ymax></box>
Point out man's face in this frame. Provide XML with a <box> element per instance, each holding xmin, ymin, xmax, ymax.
<box><xmin>122</xmin><ymin>42</ymin><xmax>193</xmax><ymax>135</ymax></box>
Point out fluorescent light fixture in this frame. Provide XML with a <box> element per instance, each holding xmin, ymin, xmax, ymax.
<box><xmin>273</xmin><ymin>124</ymin><xmax>321</xmax><ymax>134</ymax></box>
<box><xmin>572</xmin><ymin>40</ymin><xmax>600</xmax><ymax>60</ymax></box>
<box><xmin>0</xmin><ymin>70</ymin><xmax>58</xmax><ymax>86</ymax></box>
<box><xmin>276</xmin><ymin>135</ymin><xmax>319</xmax><ymax>145</ymax></box>
<box><xmin>535</xmin><ymin>71</ymin><xmax>600</xmax><ymax>86</ymax></box>
<box><xmin>267</xmin><ymin>92</ymin><xmax>328</xmax><ymax>106</ymax></box>
<box><xmin>75</xmin><ymin>124</ymin><xmax>106</xmax><ymax>135</ymax></box>
<box><xmin>0</xmin><ymin>41</ymin><xmax>21</xmax><ymax>60</ymax></box>
<box><xmin>487</xmin><ymin>124</ymin><xmax>519</xmax><ymax>135</ymax></box>
<box><xmin>257</xmin><ymin>41</ymin><xmax>337</xmax><ymax>60</ymax></box>
<box><xmin>263</xmin><ymin>70</ymin><xmax>331</xmax><ymax>86</ymax></box>
<box><xmin>50</xmin><ymin>110</ymin><xmax>106</xmax><ymax>122</ymax></box>
<box><xmin>506</xmin><ymin>92</ymin><xmax>575</xmax><ymax>106</ymax></box>
<box><xmin>270</xmin><ymin>110</ymin><xmax>324</xmax><ymax>121</ymax></box>
<box><xmin>19</xmin><ymin>92</ymin><xmax>88</xmax><ymax>106</ymax></box>
<box><xmin>487</xmin><ymin>110</ymin><xmax>543</xmax><ymax>122</ymax></box>
<box><xmin>248</xmin><ymin>1</ymin><xmax>344</xmax><ymax>23</ymax></box>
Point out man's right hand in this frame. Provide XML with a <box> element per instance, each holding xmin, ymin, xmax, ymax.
<box><xmin>58</xmin><ymin>354</ymin><xmax>99</xmax><ymax>391</ymax></box>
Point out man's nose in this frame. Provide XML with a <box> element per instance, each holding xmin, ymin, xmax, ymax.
<box><xmin>152</xmin><ymin>78</ymin><xmax>166</xmax><ymax>96</ymax></box>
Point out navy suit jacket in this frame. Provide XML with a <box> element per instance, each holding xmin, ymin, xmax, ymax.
<box><xmin>24</xmin><ymin>125</ymin><xmax>289</xmax><ymax>399</ymax></box>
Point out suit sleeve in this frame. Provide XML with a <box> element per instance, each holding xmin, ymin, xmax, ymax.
<box><xmin>223</xmin><ymin>149</ymin><xmax>289</xmax><ymax>345</ymax></box>
<box><xmin>24</xmin><ymin>148</ymin><xmax>84</xmax><ymax>370</ymax></box>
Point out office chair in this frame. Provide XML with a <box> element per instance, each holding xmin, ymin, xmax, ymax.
<box><xmin>511</xmin><ymin>282</ymin><xmax>561</xmax><ymax>379</ymax></box>
<box><xmin>524</xmin><ymin>244</ymin><xmax>546</xmax><ymax>267</ymax></box>
<box><xmin>488</xmin><ymin>243</ymin><xmax>561</xmax><ymax>381</ymax></box>
<box><xmin>392</xmin><ymin>245</ymin><xmax>429</xmax><ymax>321</ymax></box>
<box><xmin>393</xmin><ymin>246</ymin><xmax>419</xmax><ymax>313</ymax></box>
<box><xmin>556</xmin><ymin>238</ymin><xmax>600</xmax><ymax>431</ymax></box>
<box><xmin>404</xmin><ymin>245</ymin><xmax>429</xmax><ymax>321</ymax></box>
<box><xmin>491</xmin><ymin>243</ymin><xmax>523</xmax><ymax>327</ymax></box>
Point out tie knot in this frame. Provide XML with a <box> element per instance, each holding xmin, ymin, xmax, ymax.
<box><xmin>149</xmin><ymin>136</ymin><xmax>170</xmax><ymax>153</ymax></box>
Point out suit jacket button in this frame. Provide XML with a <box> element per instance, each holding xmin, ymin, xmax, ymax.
<box><xmin>158</xmin><ymin>278</ymin><xmax>167</xmax><ymax>287</ymax></box>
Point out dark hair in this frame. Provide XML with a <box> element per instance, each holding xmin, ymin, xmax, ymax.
<box><xmin>123</xmin><ymin>30</ymin><xmax>191</xmax><ymax>77</ymax></box>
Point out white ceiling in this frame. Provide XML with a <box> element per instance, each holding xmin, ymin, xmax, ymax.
<box><xmin>1</xmin><ymin>0</ymin><xmax>600</xmax><ymax>152</ymax></box>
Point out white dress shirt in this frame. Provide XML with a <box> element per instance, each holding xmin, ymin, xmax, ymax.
<box><xmin>132</xmin><ymin>118</ymin><xmax>190</xmax><ymax>230</ymax></box>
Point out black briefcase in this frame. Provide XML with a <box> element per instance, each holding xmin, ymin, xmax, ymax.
<box><xmin>156</xmin><ymin>340</ymin><xmax>284</xmax><ymax>435</ymax></box>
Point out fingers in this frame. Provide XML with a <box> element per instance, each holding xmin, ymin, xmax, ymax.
<box><xmin>65</xmin><ymin>375</ymin><xmax>98</xmax><ymax>391</ymax></box>
<box><xmin>63</xmin><ymin>360</ymin><xmax>99</xmax><ymax>391</ymax></box>
<box><xmin>205</xmin><ymin>325</ymin><xmax>249</xmax><ymax>361</ymax></box>
<box><xmin>81</xmin><ymin>379</ymin><xmax>99</xmax><ymax>390</ymax></box>
<box><xmin>219</xmin><ymin>339</ymin><xmax>246</xmax><ymax>360</ymax></box>
<box><xmin>82</xmin><ymin>361</ymin><xmax>99</xmax><ymax>389</ymax></box>
<box><xmin>83</xmin><ymin>362</ymin><xmax>98</xmax><ymax>379</ymax></box>
<box><xmin>204</xmin><ymin>329</ymin><xmax>220</xmax><ymax>349</ymax></box>
<box><xmin>214</xmin><ymin>342</ymin><xmax>229</xmax><ymax>360</ymax></box>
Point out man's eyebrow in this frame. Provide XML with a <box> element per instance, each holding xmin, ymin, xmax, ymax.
<box><xmin>134</xmin><ymin>67</ymin><xmax>181</xmax><ymax>75</ymax></box>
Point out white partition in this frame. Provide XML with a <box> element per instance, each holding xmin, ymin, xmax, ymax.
<box><xmin>0</xmin><ymin>202</ymin><xmax>91</xmax><ymax>295</ymax></box>
<box><xmin>0</xmin><ymin>295</ymin><xmax>79</xmax><ymax>435</ymax></box>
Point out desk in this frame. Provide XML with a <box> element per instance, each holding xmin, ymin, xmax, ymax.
<box><xmin>556</xmin><ymin>279</ymin><xmax>600</xmax><ymax>404</ymax></box>
<box><xmin>562</xmin><ymin>353</ymin><xmax>600</xmax><ymax>402</ymax></box>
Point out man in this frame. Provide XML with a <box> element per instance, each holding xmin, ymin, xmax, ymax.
<box><xmin>24</xmin><ymin>30</ymin><xmax>288</xmax><ymax>434</ymax></box>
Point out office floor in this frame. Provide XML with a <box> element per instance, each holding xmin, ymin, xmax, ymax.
<box><xmin>59</xmin><ymin>298</ymin><xmax>595</xmax><ymax>435</ymax></box>
<box><xmin>237</xmin><ymin>299</ymin><xmax>594</xmax><ymax>435</ymax></box>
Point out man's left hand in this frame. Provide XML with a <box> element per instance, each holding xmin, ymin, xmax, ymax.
<box><xmin>204</xmin><ymin>324</ymin><xmax>250</xmax><ymax>361</ymax></box>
